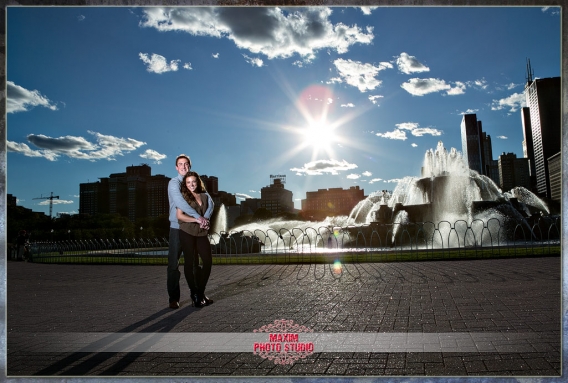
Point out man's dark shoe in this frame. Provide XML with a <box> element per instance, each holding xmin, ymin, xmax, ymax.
<box><xmin>169</xmin><ymin>301</ymin><xmax>180</xmax><ymax>309</ymax></box>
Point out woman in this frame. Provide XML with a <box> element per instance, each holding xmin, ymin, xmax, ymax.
<box><xmin>176</xmin><ymin>171</ymin><xmax>214</xmax><ymax>308</ymax></box>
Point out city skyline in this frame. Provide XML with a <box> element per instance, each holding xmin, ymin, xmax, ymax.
<box><xmin>6</xmin><ymin>6</ymin><xmax>561</xmax><ymax>216</ymax></box>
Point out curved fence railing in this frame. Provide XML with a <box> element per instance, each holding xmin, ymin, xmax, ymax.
<box><xmin>12</xmin><ymin>216</ymin><xmax>561</xmax><ymax>265</ymax></box>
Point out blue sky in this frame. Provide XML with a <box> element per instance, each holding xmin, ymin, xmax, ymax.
<box><xmin>6</xmin><ymin>6</ymin><xmax>561</xmax><ymax>215</ymax></box>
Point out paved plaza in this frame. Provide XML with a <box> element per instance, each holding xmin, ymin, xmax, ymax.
<box><xmin>5</xmin><ymin>256</ymin><xmax>562</xmax><ymax>378</ymax></box>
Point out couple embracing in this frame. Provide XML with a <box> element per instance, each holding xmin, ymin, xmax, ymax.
<box><xmin>167</xmin><ymin>154</ymin><xmax>214</xmax><ymax>309</ymax></box>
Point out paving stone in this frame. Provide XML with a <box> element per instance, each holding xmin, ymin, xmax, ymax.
<box><xmin>6</xmin><ymin>256</ymin><xmax>561</xmax><ymax>377</ymax></box>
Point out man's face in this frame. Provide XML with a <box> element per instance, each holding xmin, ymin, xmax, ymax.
<box><xmin>176</xmin><ymin>158</ymin><xmax>190</xmax><ymax>176</ymax></box>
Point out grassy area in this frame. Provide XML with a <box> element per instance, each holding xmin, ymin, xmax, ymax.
<box><xmin>24</xmin><ymin>245</ymin><xmax>561</xmax><ymax>265</ymax></box>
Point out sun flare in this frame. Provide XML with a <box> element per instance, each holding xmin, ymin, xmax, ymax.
<box><xmin>303</xmin><ymin>121</ymin><xmax>336</xmax><ymax>150</ymax></box>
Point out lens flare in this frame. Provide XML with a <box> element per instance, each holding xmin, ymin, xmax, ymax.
<box><xmin>333</xmin><ymin>260</ymin><xmax>342</xmax><ymax>274</ymax></box>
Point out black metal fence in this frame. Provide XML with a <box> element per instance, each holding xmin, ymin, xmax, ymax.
<box><xmin>12</xmin><ymin>217</ymin><xmax>561</xmax><ymax>265</ymax></box>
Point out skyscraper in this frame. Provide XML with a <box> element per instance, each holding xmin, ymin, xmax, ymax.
<box><xmin>524</xmin><ymin>61</ymin><xmax>561</xmax><ymax>198</ymax></box>
<box><xmin>498</xmin><ymin>152</ymin><xmax>530</xmax><ymax>192</ymax></box>
<box><xmin>460</xmin><ymin>114</ymin><xmax>483</xmax><ymax>174</ymax></box>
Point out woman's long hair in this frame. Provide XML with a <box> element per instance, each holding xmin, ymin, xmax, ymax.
<box><xmin>180</xmin><ymin>171</ymin><xmax>206</xmax><ymax>203</ymax></box>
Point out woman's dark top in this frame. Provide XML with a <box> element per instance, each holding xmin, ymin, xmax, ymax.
<box><xmin>179</xmin><ymin>193</ymin><xmax>209</xmax><ymax>237</ymax></box>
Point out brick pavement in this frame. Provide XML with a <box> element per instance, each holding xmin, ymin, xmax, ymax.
<box><xmin>4</xmin><ymin>256</ymin><xmax>562</xmax><ymax>378</ymax></box>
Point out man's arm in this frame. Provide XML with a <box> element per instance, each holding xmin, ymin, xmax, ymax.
<box><xmin>203</xmin><ymin>192</ymin><xmax>214</xmax><ymax>219</ymax></box>
<box><xmin>168</xmin><ymin>179</ymin><xmax>202</xmax><ymax>219</ymax></box>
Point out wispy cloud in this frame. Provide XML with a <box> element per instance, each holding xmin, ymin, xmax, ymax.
<box><xmin>496</xmin><ymin>135</ymin><xmax>508</xmax><ymax>139</ymax></box>
<box><xmin>77</xmin><ymin>15</ymin><xmax>85</xmax><ymax>21</ymax></box>
<box><xmin>39</xmin><ymin>199</ymin><xmax>74</xmax><ymax>206</ymax></box>
<box><xmin>491</xmin><ymin>92</ymin><xmax>526</xmax><ymax>113</ymax></box>
<box><xmin>243</xmin><ymin>54</ymin><xmax>264</xmax><ymax>67</ymax></box>
<box><xmin>291</xmin><ymin>159</ymin><xmax>358</xmax><ymax>176</ymax></box>
<box><xmin>401</xmin><ymin>78</ymin><xmax>465</xmax><ymax>96</ymax></box>
<box><xmin>340</xmin><ymin>103</ymin><xmax>355</xmax><ymax>108</ymax></box>
<box><xmin>368</xmin><ymin>178</ymin><xmax>383</xmax><ymax>184</ymax></box>
<box><xmin>376</xmin><ymin>129</ymin><xmax>407</xmax><ymax>141</ymax></box>
<box><xmin>396</xmin><ymin>52</ymin><xmax>429</xmax><ymax>74</ymax></box>
<box><xmin>7</xmin><ymin>81</ymin><xmax>59</xmax><ymax>113</ymax></box>
<box><xmin>236</xmin><ymin>193</ymin><xmax>254</xmax><ymax>200</ymax></box>
<box><xmin>183</xmin><ymin>62</ymin><xmax>193</xmax><ymax>70</ymax></box>
<box><xmin>212</xmin><ymin>53</ymin><xmax>219</xmax><ymax>58</ymax></box>
<box><xmin>458</xmin><ymin>108</ymin><xmax>479</xmax><ymax>115</ymax></box>
<box><xmin>377</xmin><ymin>122</ymin><xmax>442</xmax><ymax>141</ymax></box>
<box><xmin>139</xmin><ymin>52</ymin><xmax>182</xmax><ymax>73</ymax></box>
<box><xmin>411</xmin><ymin>143</ymin><xmax>418</xmax><ymax>147</ymax></box>
<box><xmin>362</xmin><ymin>171</ymin><xmax>372</xmax><ymax>177</ymax></box>
<box><xmin>347</xmin><ymin>174</ymin><xmax>360</xmax><ymax>179</ymax></box>
<box><xmin>8</xmin><ymin>131</ymin><xmax>146</xmax><ymax>161</ymax></box>
<box><xmin>541</xmin><ymin>7</ymin><xmax>560</xmax><ymax>15</ymax></box>
<box><xmin>368</xmin><ymin>95</ymin><xmax>383</xmax><ymax>105</ymax></box>
<box><xmin>140</xmin><ymin>149</ymin><xmax>167</xmax><ymax>164</ymax></box>
<box><xmin>333</xmin><ymin>58</ymin><xmax>392</xmax><ymax>92</ymax></box>
<box><xmin>359</xmin><ymin>6</ymin><xmax>378</xmax><ymax>15</ymax></box>
<box><xmin>140</xmin><ymin>7</ymin><xmax>374</xmax><ymax>63</ymax></box>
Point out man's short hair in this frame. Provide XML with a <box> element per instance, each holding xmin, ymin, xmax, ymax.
<box><xmin>175</xmin><ymin>154</ymin><xmax>191</xmax><ymax>169</ymax></box>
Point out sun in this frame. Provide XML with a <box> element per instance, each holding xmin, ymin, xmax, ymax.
<box><xmin>303</xmin><ymin>120</ymin><xmax>336</xmax><ymax>151</ymax></box>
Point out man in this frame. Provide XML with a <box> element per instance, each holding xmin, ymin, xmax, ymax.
<box><xmin>167</xmin><ymin>154</ymin><xmax>213</xmax><ymax>309</ymax></box>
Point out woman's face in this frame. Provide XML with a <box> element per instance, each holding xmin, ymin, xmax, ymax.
<box><xmin>185</xmin><ymin>176</ymin><xmax>198</xmax><ymax>192</ymax></box>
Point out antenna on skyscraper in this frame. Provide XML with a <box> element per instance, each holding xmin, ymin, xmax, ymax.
<box><xmin>525</xmin><ymin>58</ymin><xmax>534</xmax><ymax>85</ymax></box>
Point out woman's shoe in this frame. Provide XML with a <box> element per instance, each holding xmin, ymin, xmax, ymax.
<box><xmin>202</xmin><ymin>295</ymin><xmax>214</xmax><ymax>306</ymax></box>
<box><xmin>191</xmin><ymin>294</ymin><xmax>205</xmax><ymax>308</ymax></box>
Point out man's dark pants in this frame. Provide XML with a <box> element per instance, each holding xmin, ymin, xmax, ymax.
<box><xmin>167</xmin><ymin>227</ymin><xmax>183</xmax><ymax>303</ymax></box>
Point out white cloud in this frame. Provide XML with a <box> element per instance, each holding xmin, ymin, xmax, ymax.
<box><xmin>458</xmin><ymin>108</ymin><xmax>479</xmax><ymax>115</ymax></box>
<box><xmin>333</xmin><ymin>58</ymin><xmax>392</xmax><ymax>92</ymax></box>
<box><xmin>362</xmin><ymin>171</ymin><xmax>372</xmax><ymax>177</ymax></box>
<box><xmin>140</xmin><ymin>7</ymin><xmax>374</xmax><ymax>61</ymax></box>
<box><xmin>396</xmin><ymin>52</ymin><xmax>429</xmax><ymax>74</ymax></box>
<box><xmin>359</xmin><ymin>6</ymin><xmax>378</xmax><ymax>15</ymax></box>
<box><xmin>212</xmin><ymin>53</ymin><xmax>219</xmax><ymax>58</ymax></box>
<box><xmin>326</xmin><ymin>77</ymin><xmax>343</xmax><ymax>85</ymax></box>
<box><xmin>396</xmin><ymin>122</ymin><xmax>419</xmax><ymax>131</ymax></box>
<box><xmin>183</xmin><ymin>62</ymin><xmax>193</xmax><ymax>70</ymax></box>
<box><xmin>466</xmin><ymin>78</ymin><xmax>488</xmax><ymax>90</ymax></box>
<box><xmin>39</xmin><ymin>199</ymin><xmax>73</xmax><ymax>206</ymax></box>
<box><xmin>541</xmin><ymin>7</ymin><xmax>560</xmax><ymax>15</ymax></box>
<box><xmin>291</xmin><ymin>159</ymin><xmax>358</xmax><ymax>176</ymax></box>
<box><xmin>368</xmin><ymin>178</ymin><xmax>383</xmax><ymax>184</ymax></box>
<box><xmin>401</xmin><ymin>78</ymin><xmax>465</xmax><ymax>96</ymax></box>
<box><xmin>411</xmin><ymin>127</ymin><xmax>443</xmax><ymax>137</ymax></box>
<box><xmin>411</xmin><ymin>143</ymin><xmax>418</xmax><ymax>147</ymax></box>
<box><xmin>327</xmin><ymin>98</ymin><xmax>333</xmax><ymax>104</ymax></box>
<box><xmin>496</xmin><ymin>135</ymin><xmax>508</xmax><ymax>139</ymax></box>
<box><xmin>8</xmin><ymin>131</ymin><xmax>146</xmax><ymax>162</ymax></box>
<box><xmin>386</xmin><ymin>178</ymin><xmax>402</xmax><ymax>183</ymax></box>
<box><xmin>376</xmin><ymin>129</ymin><xmax>407</xmax><ymax>141</ymax></box>
<box><xmin>236</xmin><ymin>193</ymin><xmax>254</xmax><ymax>200</ymax></box>
<box><xmin>77</xmin><ymin>15</ymin><xmax>85</xmax><ymax>21</ymax></box>
<box><xmin>140</xmin><ymin>149</ymin><xmax>167</xmax><ymax>164</ymax></box>
<box><xmin>7</xmin><ymin>81</ymin><xmax>59</xmax><ymax>113</ymax></box>
<box><xmin>368</xmin><ymin>95</ymin><xmax>383</xmax><ymax>105</ymax></box>
<box><xmin>446</xmin><ymin>81</ymin><xmax>466</xmax><ymax>95</ymax></box>
<box><xmin>378</xmin><ymin>122</ymin><xmax>443</xmax><ymax>140</ymax></box>
<box><xmin>347</xmin><ymin>174</ymin><xmax>360</xmax><ymax>179</ymax></box>
<box><xmin>491</xmin><ymin>92</ymin><xmax>526</xmax><ymax>113</ymax></box>
<box><xmin>243</xmin><ymin>54</ymin><xmax>264</xmax><ymax>67</ymax></box>
<box><xmin>139</xmin><ymin>53</ymin><xmax>181</xmax><ymax>73</ymax></box>
<box><xmin>341</xmin><ymin>103</ymin><xmax>355</xmax><ymax>108</ymax></box>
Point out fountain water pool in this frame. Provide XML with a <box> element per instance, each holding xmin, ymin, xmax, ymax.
<box><xmin>225</xmin><ymin>142</ymin><xmax>557</xmax><ymax>251</ymax></box>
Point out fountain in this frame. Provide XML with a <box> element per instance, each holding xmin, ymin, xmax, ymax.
<box><xmin>211</xmin><ymin>204</ymin><xmax>227</xmax><ymax>234</ymax></box>
<box><xmin>226</xmin><ymin>141</ymin><xmax>557</xmax><ymax>251</ymax></box>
